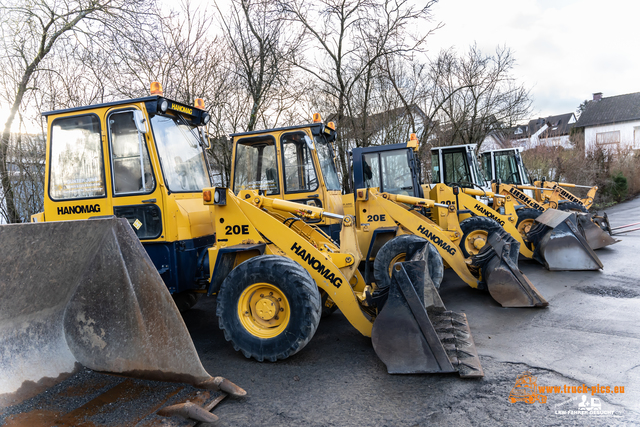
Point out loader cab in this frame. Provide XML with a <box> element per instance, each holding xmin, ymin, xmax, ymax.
<box><xmin>39</xmin><ymin>89</ymin><xmax>215</xmax><ymax>294</ymax></box>
<box><xmin>480</xmin><ymin>148</ymin><xmax>532</xmax><ymax>186</ymax></box>
<box><xmin>430</xmin><ymin>144</ymin><xmax>485</xmax><ymax>189</ymax></box>
<box><xmin>230</xmin><ymin>120</ymin><xmax>344</xmax><ymax>241</ymax></box>
<box><xmin>351</xmin><ymin>143</ymin><xmax>423</xmax><ymax>198</ymax></box>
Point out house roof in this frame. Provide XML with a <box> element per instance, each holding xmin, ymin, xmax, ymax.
<box><xmin>329</xmin><ymin>104</ymin><xmax>426</xmax><ymax>140</ymax></box>
<box><xmin>527</xmin><ymin>112</ymin><xmax>575</xmax><ymax>137</ymax></box>
<box><xmin>487</xmin><ymin>112</ymin><xmax>575</xmax><ymax>145</ymax></box>
<box><xmin>576</xmin><ymin>92</ymin><xmax>640</xmax><ymax>128</ymax></box>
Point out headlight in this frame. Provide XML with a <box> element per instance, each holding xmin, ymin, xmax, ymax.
<box><xmin>214</xmin><ymin>190</ymin><xmax>220</xmax><ymax>203</ymax></box>
<box><xmin>159</xmin><ymin>99</ymin><xmax>168</xmax><ymax>113</ymax></box>
<box><xmin>202</xmin><ymin>112</ymin><xmax>210</xmax><ymax>126</ymax></box>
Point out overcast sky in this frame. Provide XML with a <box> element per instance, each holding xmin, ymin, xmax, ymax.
<box><xmin>426</xmin><ymin>0</ymin><xmax>639</xmax><ymax>118</ymax></box>
<box><xmin>2</xmin><ymin>0</ymin><xmax>636</xmax><ymax>127</ymax></box>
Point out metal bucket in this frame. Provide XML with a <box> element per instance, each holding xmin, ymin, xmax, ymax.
<box><xmin>0</xmin><ymin>218</ymin><xmax>244</xmax><ymax>403</ymax></box>
<box><xmin>371</xmin><ymin>243</ymin><xmax>483</xmax><ymax>378</ymax></box>
<box><xmin>527</xmin><ymin>209</ymin><xmax>603</xmax><ymax>270</ymax></box>
<box><xmin>471</xmin><ymin>230</ymin><xmax>548</xmax><ymax>308</ymax></box>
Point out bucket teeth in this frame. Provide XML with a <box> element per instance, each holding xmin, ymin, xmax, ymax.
<box><xmin>429</xmin><ymin>310</ymin><xmax>484</xmax><ymax>378</ymax></box>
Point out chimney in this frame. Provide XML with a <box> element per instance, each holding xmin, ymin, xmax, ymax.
<box><xmin>593</xmin><ymin>92</ymin><xmax>603</xmax><ymax>101</ymax></box>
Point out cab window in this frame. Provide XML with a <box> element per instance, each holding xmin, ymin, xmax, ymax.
<box><xmin>481</xmin><ymin>153</ymin><xmax>492</xmax><ymax>182</ymax></box>
<box><xmin>233</xmin><ymin>137</ymin><xmax>280</xmax><ymax>195</ymax></box>
<box><xmin>281</xmin><ymin>132</ymin><xmax>318</xmax><ymax>193</ymax></box>
<box><xmin>49</xmin><ymin>114</ymin><xmax>105</xmax><ymax>200</ymax></box>
<box><xmin>431</xmin><ymin>152</ymin><xmax>440</xmax><ymax>183</ymax></box>
<box><xmin>494</xmin><ymin>151</ymin><xmax>520</xmax><ymax>184</ymax></box>
<box><xmin>362</xmin><ymin>153</ymin><xmax>381</xmax><ymax>189</ymax></box>
<box><xmin>109</xmin><ymin>111</ymin><xmax>155</xmax><ymax>195</ymax></box>
<box><xmin>442</xmin><ymin>150</ymin><xmax>472</xmax><ymax>186</ymax></box>
<box><xmin>380</xmin><ymin>150</ymin><xmax>413</xmax><ymax>195</ymax></box>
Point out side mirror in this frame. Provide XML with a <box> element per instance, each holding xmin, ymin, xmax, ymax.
<box><xmin>199</xmin><ymin>128</ymin><xmax>211</xmax><ymax>149</ymax></box>
<box><xmin>133</xmin><ymin>110</ymin><xmax>148</xmax><ymax>134</ymax></box>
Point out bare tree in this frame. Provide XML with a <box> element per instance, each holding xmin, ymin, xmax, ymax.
<box><xmin>431</xmin><ymin>44</ymin><xmax>532</xmax><ymax>149</ymax></box>
<box><xmin>0</xmin><ymin>0</ymin><xmax>155</xmax><ymax>222</ymax></box>
<box><xmin>281</xmin><ymin>0</ymin><xmax>437</xmax><ymax>191</ymax></box>
<box><xmin>216</xmin><ymin>0</ymin><xmax>302</xmax><ymax>132</ymax></box>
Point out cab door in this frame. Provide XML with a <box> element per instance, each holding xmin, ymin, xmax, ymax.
<box><xmin>279</xmin><ymin>130</ymin><xmax>324</xmax><ymax>214</ymax></box>
<box><xmin>106</xmin><ymin>108</ymin><xmax>165</xmax><ymax>242</ymax></box>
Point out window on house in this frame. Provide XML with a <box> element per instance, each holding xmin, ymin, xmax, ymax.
<box><xmin>596</xmin><ymin>131</ymin><xmax>620</xmax><ymax>145</ymax></box>
<box><xmin>634</xmin><ymin>127</ymin><xmax>640</xmax><ymax>150</ymax></box>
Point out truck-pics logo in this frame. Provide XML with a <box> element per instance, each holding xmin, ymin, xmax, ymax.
<box><xmin>57</xmin><ymin>204</ymin><xmax>101</xmax><ymax>215</ymax></box>
<box><xmin>509</xmin><ymin>371</ymin><xmax>547</xmax><ymax>404</ymax></box>
<box><xmin>291</xmin><ymin>242</ymin><xmax>343</xmax><ymax>288</ymax></box>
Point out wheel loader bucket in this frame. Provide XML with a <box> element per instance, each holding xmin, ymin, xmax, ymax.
<box><xmin>576</xmin><ymin>213</ymin><xmax>619</xmax><ymax>250</ymax></box>
<box><xmin>371</xmin><ymin>243</ymin><xmax>484</xmax><ymax>378</ymax></box>
<box><xmin>526</xmin><ymin>209</ymin><xmax>603</xmax><ymax>270</ymax></box>
<box><xmin>0</xmin><ymin>218</ymin><xmax>244</xmax><ymax>404</ymax></box>
<box><xmin>471</xmin><ymin>229</ymin><xmax>548</xmax><ymax>308</ymax></box>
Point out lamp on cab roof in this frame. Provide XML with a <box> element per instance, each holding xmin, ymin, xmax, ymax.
<box><xmin>313</xmin><ymin>113</ymin><xmax>322</xmax><ymax>123</ymax></box>
<box><xmin>150</xmin><ymin>81</ymin><xmax>163</xmax><ymax>96</ymax></box>
<box><xmin>194</xmin><ymin>98</ymin><xmax>205</xmax><ymax>110</ymax></box>
<box><xmin>407</xmin><ymin>133</ymin><xmax>419</xmax><ymax>150</ymax></box>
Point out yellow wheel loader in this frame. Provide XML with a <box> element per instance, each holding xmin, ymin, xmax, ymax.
<box><xmin>486</xmin><ymin>181</ymin><xmax>618</xmax><ymax>250</ymax></box>
<box><xmin>7</xmin><ymin>84</ymin><xmax>482</xmax><ymax>397</ymax></box>
<box><xmin>209</xmin><ymin>189</ymin><xmax>483</xmax><ymax>376</ymax></box>
<box><xmin>430</xmin><ymin>145</ymin><xmax>603</xmax><ymax>270</ymax></box>
<box><xmin>229</xmin><ymin>121</ymin><xmax>547</xmax><ymax>308</ymax></box>
<box><xmin>479</xmin><ymin>147</ymin><xmax>613</xmax><ymax>236</ymax></box>
<box><xmin>2</xmin><ymin>87</ymin><xmax>250</xmax><ymax>415</ymax></box>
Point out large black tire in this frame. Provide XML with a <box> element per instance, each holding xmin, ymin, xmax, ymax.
<box><xmin>373</xmin><ymin>234</ymin><xmax>444</xmax><ymax>296</ymax></box>
<box><xmin>515</xmin><ymin>208</ymin><xmax>542</xmax><ymax>236</ymax></box>
<box><xmin>459</xmin><ymin>216</ymin><xmax>503</xmax><ymax>258</ymax></box>
<box><xmin>557</xmin><ymin>201</ymin><xmax>588</xmax><ymax>213</ymax></box>
<box><xmin>217</xmin><ymin>255</ymin><xmax>321</xmax><ymax>362</ymax></box>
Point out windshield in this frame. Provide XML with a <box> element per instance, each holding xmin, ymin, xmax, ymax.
<box><xmin>442</xmin><ymin>150</ymin><xmax>472</xmax><ymax>186</ymax></box>
<box><xmin>151</xmin><ymin>114</ymin><xmax>210</xmax><ymax>192</ymax></box>
<box><xmin>362</xmin><ymin>149</ymin><xmax>414</xmax><ymax>195</ymax></box>
<box><xmin>314</xmin><ymin>137</ymin><xmax>341</xmax><ymax>191</ymax></box>
<box><xmin>233</xmin><ymin>137</ymin><xmax>280</xmax><ymax>195</ymax></box>
<box><xmin>494</xmin><ymin>151</ymin><xmax>522</xmax><ymax>185</ymax></box>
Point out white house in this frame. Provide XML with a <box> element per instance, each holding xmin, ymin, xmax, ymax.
<box><xmin>481</xmin><ymin>112</ymin><xmax>577</xmax><ymax>152</ymax></box>
<box><xmin>577</xmin><ymin>92</ymin><xmax>640</xmax><ymax>153</ymax></box>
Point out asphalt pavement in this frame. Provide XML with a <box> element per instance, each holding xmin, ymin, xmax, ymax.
<box><xmin>186</xmin><ymin>196</ymin><xmax>640</xmax><ymax>426</ymax></box>
<box><xmin>2</xmin><ymin>197</ymin><xmax>639</xmax><ymax>426</ymax></box>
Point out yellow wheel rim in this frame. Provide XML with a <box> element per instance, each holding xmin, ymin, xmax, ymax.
<box><xmin>464</xmin><ymin>230</ymin><xmax>488</xmax><ymax>255</ymax></box>
<box><xmin>517</xmin><ymin>218</ymin><xmax>536</xmax><ymax>238</ymax></box>
<box><xmin>388</xmin><ymin>253</ymin><xmax>406</xmax><ymax>277</ymax></box>
<box><xmin>237</xmin><ymin>283</ymin><xmax>290</xmax><ymax>339</ymax></box>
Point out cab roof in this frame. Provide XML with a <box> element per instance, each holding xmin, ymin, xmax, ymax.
<box><xmin>230</xmin><ymin>122</ymin><xmax>323</xmax><ymax>138</ymax></box>
<box><xmin>42</xmin><ymin>96</ymin><xmax>160</xmax><ymax>117</ymax></box>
